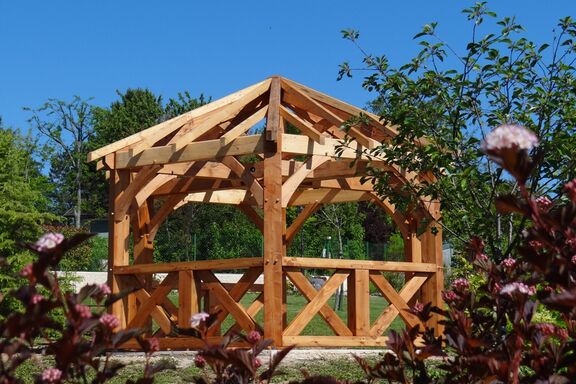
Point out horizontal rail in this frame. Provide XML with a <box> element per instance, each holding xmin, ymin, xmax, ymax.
<box><xmin>114</xmin><ymin>257</ymin><xmax>262</xmax><ymax>274</ymax></box>
<box><xmin>283</xmin><ymin>257</ymin><xmax>437</xmax><ymax>272</ymax></box>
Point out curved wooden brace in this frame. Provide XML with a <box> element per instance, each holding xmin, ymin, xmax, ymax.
<box><xmin>114</xmin><ymin>165</ymin><xmax>162</xmax><ymax>219</ymax></box>
<box><xmin>221</xmin><ymin>156</ymin><xmax>264</xmax><ymax>207</ymax></box>
<box><xmin>281</xmin><ymin>155</ymin><xmax>330</xmax><ymax>207</ymax></box>
<box><xmin>148</xmin><ymin>194</ymin><xmax>188</xmax><ymax>241</ymax></box>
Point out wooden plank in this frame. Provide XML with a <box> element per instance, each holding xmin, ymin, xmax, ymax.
<box><xmin>283</xmin><ymin>335</ymin><xmax>390</xmax><ymax>347</ymax></box>
<box><xmin>266</xmin><ymin>77</ymin><xmax>281</xmax><ymax>141</ymax></box>
<box><xmin>197</xmin><ymin>270</ymin><xmax>257</xmax><ymax>332</ymax></box>
<box><xmin>285</xmin><ymin>203</ymin><xmax>320</xmax><ymax>246</ymax></box>
<box><xmin>369</xmin><ymin>272</ymin><xmax>421</xmax><ymax>329</ymax></box>
<box><xmin>283</xmin><ymin>271</ymin><xmax>349</xmax><ymax>336</ymax></box>
<box><xmin>282</xmin><ymin>257</ymin><xmax>437</xmax><ymax>272</ymax></box>
<box><xmin>120</xmin><ymin>336</ymin><xmax>251</xmax><ymax>350</ymax></box>
<box><xmin>281</xmin><ymin>156</ymin><xmax>329</xmax><ymax>207</ymax></box>
<box><xmin>115</xmin><ymin>257</ymin><xmax>263</xmax><ymax>274</ymax></box>
<box><xmin>370</xmin><ymin>274</ymin><xmax>428</xmax><ymax>337</ymax></box>
<box><xmin>279</xmin><ymin>105</ymin><xmax>325</xmax><ymax>144</ymax></box>
<box><xmin>350</xmin><ymin>270</ymin><xmax>370</xmax><ymax>336</ymax></box>
<box><xmin>285</xmin><ymin>269</ymin><xmax>352</xmax><ymax>336</ymax></box>
<box><xmin>116</xmin><ymin>134</ymin><xmax>265</xmax><ymax>169</ymax></box>
<box><xmin>237</xmin><ymin>204</ymin><xmax>264</xmax><ymax>232</ymax></box>
<box><xmin>178</xmin><ymin>271</ymin><xmax>199</xmax><ymax>328</ymax></box>
<box><xmin>221</xmin><ymin>156</ymin><xmax>264</xmax><ymax>207</ymax></box>
<box><xmin>88</xmin><ymin>79</ymin><xmax>271</xmax><ymax>162</ymax></box>
<box><xmin>220</xmin><ymin>105</ymin><xmax>268</xmax><ymax>146</ymax></box>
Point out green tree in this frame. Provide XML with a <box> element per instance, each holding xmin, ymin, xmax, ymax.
<box><xmin>0</xmin><ymin>121</ymin><xmax>52</xmax><ymax>316</ymax></box>
<box><xmin>26</xmin><ymin>97</ymin><xmax>93</xmax><ymax>228</ymax></box>
<box><xmin>340</xmin><ymin>4</ymin><xmax>576</xmax><ymax>259</ymax></box>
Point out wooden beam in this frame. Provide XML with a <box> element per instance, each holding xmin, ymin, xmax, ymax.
<box><xmin>182</xmin><ymin>189</ymin><xmax>257</xmax><ymax>205</ymax></box>
<box><xmin>115</xmin><ymin>257</ymin><xmax>263</xmax><ymax>275</ymax></box>
<box><xmin>263</xmin><ymin>85</ymin><xmax>285</xmax><ymax>345</ymax></box>
<box><xmin>289</xmin><ymin>189</ymin><xmax>370</xmax><ymax>206</ymax></box>
<box><xmin>88</xmin><ymin>79</ymin><xmax>271</xmax><ymax>162</ymax></box>
<box><xmin>266</xmin><ymin>77</ymin><xmax>281</xmax><ymax>141</ymax></box>
<box><xmin>281</xmin><ymin>133</ymin><xmax>370</xmax><ymax>160</ymax></box>
<box><xmin>220</xmin><ymin>105</ymin><xmax>268</xmax><ymax>146</ymax></box>
<box><xmin>349</xmin><ymin>270</ymin><xmax>370</xmax><ymax>336</ymax></box>
<box><xmin>279</xmin><ymin>105</ymin><xmax>325</xmax><ymax>144</ymax></box>
<box><xmin>283</xmin><ymin>257</ymin><xmax>437</xmax><ymax>272</ymax></box>
<box><xmin>282</xmin><ymin>335</ymin><xmax>390</xmax><ymax>347</ymax></box>
<box><xmin>116</xmin><ymin>134</ymin><xmax>265</xmax><ymax>169</ymax></box>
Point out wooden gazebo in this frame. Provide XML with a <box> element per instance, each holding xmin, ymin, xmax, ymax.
<box><xmin>88</xmin><ymin>76</ymin><xmax>443</xmax><ymax>349</ymax></box>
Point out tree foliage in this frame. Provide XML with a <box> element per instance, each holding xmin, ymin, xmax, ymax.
<box><xmin>340</xmin><ymin>4</ymin><xmax>576</xmax><ymax>259</ymax></box>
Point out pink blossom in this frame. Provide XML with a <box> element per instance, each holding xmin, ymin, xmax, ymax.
<box><xmin>501</xmin><ymin>258</ymin><xmax>516</xmax><ymax>269</ymax></box>
<box><xmin>535</xmin><ymin>196</ymin><xmax>552</xmax><ymax>211</ymax></box>
<box><xmin>190</xmin><ymin>312</ymin><xmax>210</xmax><ymax>328</ymax></box>
<box><xmin>246</xmin><ymin>330</ymin><xmax>262</xmax><ymax>344</ymax></box>
<box><xmin>564</xmin><ymin>179</ymin><xmax>576</xmax><ymax>201</ymax></box>
<box><xmin>442</xmin><ymin>290</ymin><xmax>458</xmax><ymax>302</ymax></box>
<box><xmin>75</xmin><ymin>304</ymin><xmax>92</xmax><ymax>319</ymax></box>
<box><xmin>99</xmin><ymin>313</ymin><xmax>120</xmax><ymax>329</ymax></box>
<box><xmin>194</xmin><ymin>354</ymin><xmax>206</xmax><ymax>368</ymax></box>
<box><xmin>41</xmin><ymin>368</ymin><xmax>62</xmax><ymax>383</ymax></box>
<box><xmin>500</xmin><ymin>282</ymin><xmax>536</xmax><ymax>296</ymax></box>
<box><xmin>412</xmin><ymin>301</ymin><xmax>424</xmax><ymax>313</ymax></box>
<box><xmin>572</xmin><ymin>255</ymin><xmax>576</xmax><ymax>265</ymax></box>
<box><xmin>31</xmin><ymin>294</ymin><xmax>44</xmax><ymax>304</ymax></box>
<box><xmin>32</xmin><ymin>233</ymin><xmax>64</xmax><ymax>252</ymax></box>
<box><xmin>98</xmin><ymin>284</ymin><xmax>111</xmax><ymax>295</ymax></box>
<box><xmin>253</xmin><ymin>357</ymin><xmax>262</xmax><ymax>369</ymax></box>
<box><xmin>20</xmin><ymin>264</ymin><xmax>33</xmax><ymax>277</ymax></box>
<box><xmin>567</xmin><ymin>237</ymin><xmax>576</xmax><ymax>248</ymax></box>
<box><xmin>482</xmin><ymin>124</ymin><xmax>538</xmax><ymax>151</ymax></box>
<box><xmin>451</xmin><ymin>278</ymin><xmax>469</xmax><ymax>292</ymax></box>
<box><xmin>147</xmin><ymin>337</ymin><xmax>160</xmax><ymax>352</ymax></box>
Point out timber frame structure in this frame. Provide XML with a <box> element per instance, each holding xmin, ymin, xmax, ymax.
<box><xmin>88</xmin><ymin>76</ymin><xmax>444</xmax><ymax>349</ymax></box>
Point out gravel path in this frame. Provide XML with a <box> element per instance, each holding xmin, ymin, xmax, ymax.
<box><xmin>111</xmin><ymin>349</ymin><xmax>385</xmax><ymax>367</ymax></box>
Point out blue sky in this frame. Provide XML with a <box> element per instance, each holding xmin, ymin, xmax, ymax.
<box><xmin>1</xmin><ymin>1</ymin><xmax>574</xmax><ymax>131</ymax></box>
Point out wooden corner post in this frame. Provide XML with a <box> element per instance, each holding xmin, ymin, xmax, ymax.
<box><xmin>108</xmin><ymin>169</ymin><xmax>131</xmax><ymax>328</ymax></box>
<box><xmin>263</xmin><ymin>77</ymin><xmax>285</xmax><ymax>345</ymax></box>
<box><xmin>421</xmin><ymin>222</ymin><xmax>444</xmax><ymax>335</ymax></box>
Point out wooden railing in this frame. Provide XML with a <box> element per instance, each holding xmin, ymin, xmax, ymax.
<box><xmin>113</xmin><ymin>256</ymin><xmax>436</xmax><ymax>349</ymax></box>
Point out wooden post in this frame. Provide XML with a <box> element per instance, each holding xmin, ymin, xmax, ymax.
<box><xmin>263</xmin><ymin>77</ymin><xmax>285</xmax><ymax>346</ymax></box>
<box><xmin>348</xmin><ymin>269</ymin><xmax>370</xmax><ymax>336</ymax></box>
<box><xmin>421</xmin><ymin>223</ymin><xmax>444</xmax><ymax>335</ymax></box>
<box><xmin>179</xmin><ymin>271</ymin><xmax>200</xmax><ymax>328</ymax></box>
<box><xmin>108</xmin><ymin>169</ymin><xmax>131</xmax><ymax>328</ymax></box>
